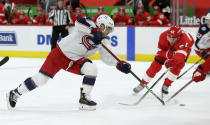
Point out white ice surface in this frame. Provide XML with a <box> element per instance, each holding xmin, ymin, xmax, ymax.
<box><xmin>0</xmin><ymin>58</ymin><xmax>210</xmax><ymax>125</ymax></box>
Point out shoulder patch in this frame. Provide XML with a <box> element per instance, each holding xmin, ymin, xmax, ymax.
<box><xmin>201</xmin><ymin>26</ymin><xmax>207</xmax><ymax>31</ymax></box>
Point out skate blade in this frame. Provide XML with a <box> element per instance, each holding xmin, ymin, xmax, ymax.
<box><xmin>79</xmin><ymin>104</ymin><xmax>96</xmax><ymax>111</ymax></box>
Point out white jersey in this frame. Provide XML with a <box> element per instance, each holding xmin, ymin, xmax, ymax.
<box><xmin>196</xmin><ymin>31</ymin><xmax>210</xmax><ymax>50</ymax></box>
<box><xmin>58</xmin><ymin>17</ymin><xmax>117</xmax><ymax>66</ymax></box>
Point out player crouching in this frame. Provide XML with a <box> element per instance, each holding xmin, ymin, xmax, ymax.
<box><xmin>7</xmin><ymin>15</ymin><xmax>131</xmax><ymax>110</ymax></box>
<box><xmin>133</xmin><ymin>26</ymin><xmax>194</xmax><ymax>98</ymax></box>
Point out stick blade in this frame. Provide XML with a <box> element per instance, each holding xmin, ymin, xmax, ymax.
<box><xmin>0</xmin><ymin>56</ymin><xmax>9</xmax><ymax>66</ymax></box>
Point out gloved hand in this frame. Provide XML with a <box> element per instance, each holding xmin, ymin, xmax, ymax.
<box><xmin>200</xmin><ymin>49</ymin><xmax>209</xmax><ymax>59</ymax></box>
<box><xmin>192</xmin><ymin>65</ymin><xmax>206</xmax><ymax>83</ymax></box>
<box><xmin>116</xmin><ymin>61</ymin><xmax>131</xmax><ymax>74</ymax></box>
<box><xmin>165</xmin><ymin>59</ymin><xmax>177</xmax><ymax>69</ymax></box>
<box><xmin>91</xmin><ymin>28</ymin><xmax>103</xmax><ymax>45</ymax></box>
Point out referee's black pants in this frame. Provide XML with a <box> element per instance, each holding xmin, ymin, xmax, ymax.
<box><xmin>51</xmin><ymin>25</ymin><xmax>69</xmax><ymax>50</ymax></box>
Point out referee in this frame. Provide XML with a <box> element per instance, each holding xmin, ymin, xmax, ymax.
<box><xmin>49</xmin><ymin>0</ymin><xmax>72</xmax><ymax>50</ymax></box>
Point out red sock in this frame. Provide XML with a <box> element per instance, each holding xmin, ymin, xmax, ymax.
<box><xmin>164</xmin><ymin>78</ymin><xmax>174</xmax><ymax>87</ymax></box>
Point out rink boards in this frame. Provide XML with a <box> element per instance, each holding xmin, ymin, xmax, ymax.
<box><xmin>0</xmin><ymin>26</ymin><xmax>201</xmax><ymax>63</ymax></box>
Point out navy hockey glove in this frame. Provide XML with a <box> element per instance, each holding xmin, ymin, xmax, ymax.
<box><xmin>201</xmin><ymin>49</ymin><xmax>209</xmax><ymax>59</ymax></box>
<box><xmin>116</xmin><ymin>61</ymin><xmax>131</xmax><ymax>74</ymax></box>
<box><xmin>91</xmin><ymin>28</ymin><xmax>103</xmax><ymax>45</ymax></box>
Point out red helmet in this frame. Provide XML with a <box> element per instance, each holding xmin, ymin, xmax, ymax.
<box><xmin>167</xmin><ymin>26</ymin><xmax>182</xmax><ymax>38</ymax></box>
<box><xmin>118</xmin><ymin>7</ymin><xmax>125</xmax><ymax>12</ymax></box>
<box><xmin>37</xmin><ymin>8</ymin><xmax>43</xmax><ymax>12</ymax></box>
<box><xmin>75</xmin><ymin>7</ymin><xmax>81</xmax><ymax>12</ymax></box>
<box><xmin>137</xmin><ymin>5</ymin><xmax>144</xmax><ymax>9</ymax></box>
<box><xmin>153</xmin><ymin>6</ymin><xmax>160</xmax><ymax>11</ymax></box>
<box><xmin>19</xmin><ymin>11</ymin><xmax>25</xmax><ymax>15</ymax></box>
<box><xmin>66</xmin><ymin>5</ymin><xmax>72</xmax><ymax>10</ymax></box>
<box><xmin>98</xmin><ymin>6</ymin><xmax>104</xmax><ymax>11</ymax></box>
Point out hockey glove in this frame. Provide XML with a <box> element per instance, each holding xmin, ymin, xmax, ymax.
<box><xmin>116</xmin><ymin>61</ymin><xmax>131</xmax><ymax>74</ymax></box>
<box><xmin>192</xmin><ymin>65</ymin><xmax>206</xmax><ymax>83</ymax></box>
<box><xmin>200</xmin><ymin>49</ymin><xmax>209</xmax><ymax>59</ymax></box>
<box><xmin>165</xmin><ymin>59</ymin><xmax>177</xmax><ymax>69</ymax></box>
<box><xmin>91</xmin><ymin>28</ymin><xmax>103</xmax><ymax>45</ymax></box>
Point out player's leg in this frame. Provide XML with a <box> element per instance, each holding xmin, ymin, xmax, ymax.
<box><xmin>51</xmin><ymin>27</ymin><xmax>60</xmax><ymax>50</ymax></box>
<box><xmin>161</xmin><ymin>61</ymin><xmax>185</xmax><ymax>96</ymax></box>
<box><xmin>79</xmin><ymin>62</ymin><xmax>98</xmax><ymax>110</ymax></box>
<box><xmin>7</xmin><ymin>73</ymin><xmax>50</xmax><ymax>108</ymax></box>
<box><xmin>7</xmin><ymin>47</ymin><xmax>62</xmax><ymax>108</ymax></box>
<box><xmin>133</xmin><ymin>56</ymin><xmax>165</xmax><ymax>93</ymax></box>
<box><xmin>66</xmin><ymin>58</ymin><xmax>98</xmax><ymax>110</ymax></box>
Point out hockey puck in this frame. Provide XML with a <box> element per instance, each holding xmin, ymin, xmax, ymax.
<box><xmin>179</xmin><ymin>104</ymin><xmax>185</xmax><ymax>106</ymax></box>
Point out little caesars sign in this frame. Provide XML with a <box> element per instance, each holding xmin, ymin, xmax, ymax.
<box><xmin>180</xmin><ymin>16</ymin><xmax>206</xmax><ymax>25</ymax></box>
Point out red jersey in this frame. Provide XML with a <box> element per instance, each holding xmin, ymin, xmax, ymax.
<box><xmin>157</xmin><ymin>30</ymin><xmax>194</xmax><ymax>64</ymax></box>
<box><xmin>202</xmin><ymin>57</ymin><xmax>210</xmax><ymax>73</ymax></box>
<box><xmin>135</xmin><ymin>11</ymin><xmax>150</xmax><ymax>26</ymax></box>
<box><xmin>34</xmin><ymin>15</ymin><xmax>46</xmax><ymax>25</ymax></box>
<box><xmin>9</xmin><ymin>13</ymin><xmax>20</xmax><ymax>24</ymax></box>
<box><xmin>70</xmin><ymin>12</ymin><xmax>77</xmax><ymax>26</ymax></box>
<box><xmin>113</xmin><ymin>13</ymin><xmax>133</xmax><ymax>26</ymax></box>
<box><xmin>150</xmin><ymin>13</ymin><xmax>169</xmax><ymax>26</ymax></box>
<box><xmin>93</xmin><ymin>12</ymin><xmax>108</xmax><ymax>22</ymax></box>
<box><xmin>17</xmin><ymin>16</ymin><xmax>32</xmax><ymax>24</ymax></box>
<box><xmin>0</xmin><ymin>9</ymin><xmax>7</xmax><ymax>24</ymax></box>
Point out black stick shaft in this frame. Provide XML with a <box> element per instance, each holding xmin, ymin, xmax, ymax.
<box><xmin>101</xmin><ymin>43</ymin><xmax>165</xmax><ymax>105</ymax></box>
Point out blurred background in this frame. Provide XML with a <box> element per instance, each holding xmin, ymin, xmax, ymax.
<box><xmin>0</xmin><ymin>0</ymin><xmax>209</xmax><ymax>62</ymax></box>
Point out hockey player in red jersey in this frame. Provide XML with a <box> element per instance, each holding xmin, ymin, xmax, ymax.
<box><xmin>113</xmin><ymin>7</ymin><xmax>133</xmax><ymax>26</ymax></box>
<box><xmin>145</xmin><ymin>6</ymin><xmax>169</xmax><ymax>26</ymax></box>
<box><xmin>0</xmin><ymin>3</ymin><xmax>7</xmax><ymax>24</ymax></box>
<box><xmin>93</xmin><ymin>6</ymin><xmax>108</xmax><ymax>22</ymax></box>
<box><xmin>192</xmin><ymin>13</ymin><xmax>210</xmax><ymax>82</ymax></box>
<box><xmin>9</xmin><ymin>5</ymin><xmax>20</xmax><ymax>24</ymax></box>
<box><xmin>75</xmin><ymin>7</ymin><xmax>86</xmax><ymax>19</ymax></box>
<box><xmin>33</xmin><ymin>8</ymin><xmax>47</xmax><ymax>25</ymax></box>
<box><xmin>17</xmin><ymin>11</ymin><xmax>33</xmax><ymax>24</ymax></box>
<box><xmin>133</xmin><ymin>26</ymin><xmax>194</xmax><ymax>97</ymax></box>
<box><xmin>7</xmin><ymin>15</ymin><xmax>131</xmax><ymax>110</ymax></box>
<box><xmin>135</xmin><ymin>5</ymin><xmax>150</xmax><ymax>26</ymax></box>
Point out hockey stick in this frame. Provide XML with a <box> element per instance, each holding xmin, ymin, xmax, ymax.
<box><xmin>177</xmin><ymin>55</ymin><xmax>207</xmax><ymax>79</ymax></box>
<box><xmin>120</xmin><ymin>67</ymin><xmax>171</xmax><ymax>106</ymax></box>
<box><xmin>166</xmin><ymin>79</ymin><xmax>193</xmax><ymax>103</ymax></box>
<box><xmin>101</xmin><ymin>43</ymin><xmax>165</xmax><ymax>105</ymax></box>
<box><xmin>0</xmin><ymin>56</ymin><xmax>9</xmax><ymax>67</ymax></box>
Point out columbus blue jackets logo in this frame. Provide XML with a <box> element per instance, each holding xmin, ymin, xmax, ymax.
<box><xmin>0</xmin><ymin>31</ymin><xmax>17</xmax><ymax>45</ymax></box>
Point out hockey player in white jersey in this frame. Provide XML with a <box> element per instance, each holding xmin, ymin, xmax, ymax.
<box><xmin>7</xmin><ymin>15</ymin><xmax>131</xmax><ymax>110</ymax></box>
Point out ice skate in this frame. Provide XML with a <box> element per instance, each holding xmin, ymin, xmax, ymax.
<box><xmin>79</xmin><ymin>88</ymin><xmax>97</xmax><ymax>111</ymax></box>
<box><xmin>161</xmin><ymin>84</ymin><xmax>169</xmax><ymax>100</ymax></box>
<box><xmin>6</xmin><ymin>89</ymin><xmax>21</xmax><ymax>109</ymax></box>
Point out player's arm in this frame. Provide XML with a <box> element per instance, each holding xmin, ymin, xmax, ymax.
<box><xmin>48</xmin><ymin>9</ymin><xmax>55</xmax><ymax>20</ymax></box>
<box><xmin>150</xmin><ymin>14</ymin><xmax>165</xmax><ymax>26</ymax></box>
<box><xmin>98</xmin><ymin>39</ymin><xmax>131</xmax><ymax>74</ymax></box>
<box><xmin>196</xmin><ymin>32</ymin><xmax>210</xmax><ymax>50</ymax></box>
<box><xmin>66</xmin><ymin>10</ymin><xmax>72</xmax><ymax>25</ymax></box>
<box><xmin>98</xmin><ymin>39</ymin><xmax>118</xmax><ymax>66</ymax></box>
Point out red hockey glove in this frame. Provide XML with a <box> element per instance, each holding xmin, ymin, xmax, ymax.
<box><xmin>116</xmin><ymin>61</ymin><xmax>131</xmax><ymax>74</ymax></box>
<box><xmin>165</xmin><ymin>59</ymin><xmax>177</xmax><ymax>69</ymax></box>
<box><xmin>192</xmin><ymin>65</ymin><xmax>206</xmax><ymax>83</ymax></box>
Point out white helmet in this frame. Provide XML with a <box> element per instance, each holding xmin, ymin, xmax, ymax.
<box><xmin>96</xmin><ymin>14</ymin><xmax>114</xmax><ymax>33</ymax></box>
<box><xmin>205</xmin><ymin>13</ymin><xmax>210</xmax><ymax>28</ymax></box>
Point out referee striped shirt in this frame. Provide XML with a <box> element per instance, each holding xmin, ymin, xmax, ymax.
<box><xmin>49</xmin><ymin>7</ymin><xmax>72</xmax><ymax>26</ymax></box>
